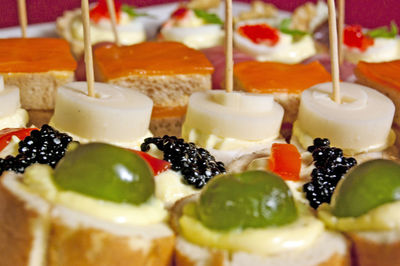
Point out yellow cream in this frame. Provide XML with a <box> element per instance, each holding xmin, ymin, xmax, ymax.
<box><xmin>155</xmin><ymin>169</ymin><xmax>198</xmax><ymax>208</ymax></box>
<box><xmin>71</xmin><ymin>12</ymin><xmax>145</xmax><ymax>46</ymax></box>
<box><xmin>318</xmin><ymin>202</ymin><xmax>400</xmax><ymax>232</ymax></box>
<box><xmin>292</xmin><ymin>121</ymin><xmax>396</xmax><ymax>156</ymax></box>
<box><xmin>180</xmin><ymin>212</ymin><xmax>324</xmax><ymax>256</ymax></box>
<box><xmin>53</xmin><ymin>128</ymin><xmax>153</xmax><ymax>150</ymax></box>
<box><xmin>344</xmin><ymin>38</ymin><xmax>400</xmax><ymax>64</ymax></box>
<box><xmin>233</xmin><ymin>20</ymin><xmax>317</xmax><ymax>64</ymax></box>
<box><xmin>23</xmin><ymin>164</ymin><xmax>168</xmax><ymax>226</ymax></box>
<box><xmin>182</xmin><ymin>127</ymin><xmax>277</xmax><ymax>150</ymax></box>
<box><xmin>0</xmin><ymin>108</ymin><xmax>28</xmax><ymax>130</ymax></box>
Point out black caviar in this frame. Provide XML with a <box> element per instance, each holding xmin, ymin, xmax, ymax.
<box><xmin>303</xmin><ymin>138</ymin><xmax>357</xmax><ymax>209</ymax></box>
<box><xmin>141</xmin><ymin>135</ymin><xmax>226</xmax><ymax>188</ymax></box>
<box><xmin>0</xmin><ymin>125</ymin><xmax>73</xmax><ymax>176</ymax></box>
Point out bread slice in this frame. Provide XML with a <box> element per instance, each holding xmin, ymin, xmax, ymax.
<box><xmin>93</xmin><ymin>42</ymin><xmax>213</xmax><ymax>137</ymax></box>
<box><xmin>150</xmin><ymin>116</ymin><xmax>185</xmax><ymax>138</ymax></box>
<box><xmin>171</xmin><ymin>196</ymin><xmax>350</xmax><ymax>266</ymax></box>
<box><xmin>0</xmin><ymin>172</ymin><xmax>175</xmax><ymax>266</ymax></box>
<box><xmin>0</xmin><ymin>38</ymin><xmax>76</xmax><ymax>111</ymax></box>
<box><xmin>347</xmin><ymin>231</ymin><xmax>400</xmax><ymax>266</ymax></box>
<box><xmin>28</xmin><ymin>110</ymin><xmax>54</xmax><ymax>128</ymax></box>
<box><xmin>2</xmin><ymin>72</ymin><xmax>74</xmax><ymax>111</ymax></box>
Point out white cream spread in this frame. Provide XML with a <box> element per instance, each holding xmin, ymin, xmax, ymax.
<box><xmin>234</xmin><ymin>19</ymin><xmax>316</xmax><ymax>63</ymax></box>
<box><xmin>23</xmin><ymin>164</ymin><xmax>168</xmax><ymax>226</ymax></box>
<box><xmin>0</xmin><ymin>108</ymin><xmax>28</xmax><ymax>130</ymax></box>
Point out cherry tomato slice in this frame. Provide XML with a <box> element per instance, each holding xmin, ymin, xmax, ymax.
<box><xmin>90</xmin><ymin>0</ymin><xmax>122</xmax><ymax>23</ymax></box>
<box><xmin>129</xmin><ymin>149</ymin><xmax>171</xmax><ymax>176</ymax></box>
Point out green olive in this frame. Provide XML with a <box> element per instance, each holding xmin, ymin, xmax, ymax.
<box><xmin>54</xmin><ymin>143</ymin><xmax>154</xmax><ymax>205</ymax></box>
<box><xmin>332</xmin><ymin>159</ymin><xmax>400</xmax><ymax>217</ymax></box>
<box><xmin>196</xmin><ymin>170</ymin><xmax>298</xmax><ymax>230</ymax></box>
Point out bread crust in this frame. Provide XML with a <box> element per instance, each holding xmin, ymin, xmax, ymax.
<box><xmin>48</xmin><ymin>218</ymin><xmax>175</xmax><ymax>266</ymax></box>
<box><xmin>347</xmin><ymin>232</ymin><xmax>400</xmax><ymax>266</ymax></box>
<box><xmin>28</xmin><ymin>110</ymin><xmax>53</xmax><ymax>128</ymax></box>
<box><xmin>99</xmin><ymin>74</ymin><xmax>211</xmax><ymax>108</ymax></box>
<box><xmin>150</xmin><ymin>115</ymin><xmax>185</xmax><ymax>137</ymax></box>
<box><xmin>0</xmin><ymin>173</ymin><xmax>175</xmax><ymax>266</ymax></box>
<box><xmin>2</xmin><ymin>71</ymin><xmax>74</xmax><ymax>111</ymax></box>
<box><xmin>0</xmin><ymin>175</ymin><xmax>37</xmax><ymax>266</ymax></box>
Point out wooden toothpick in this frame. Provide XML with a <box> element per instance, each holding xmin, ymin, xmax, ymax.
<box><xmin>225</xmin><ymin>0</ymin><xmax>233</xmax><ymax>93</ymax></box>
<box><xmin>106</xmin><ymin>0</ymin><xmax>121</xmax><ymax>46</ymax></box>
<box><xmin>338</xmin><ymin>0</ymin><xmax>345</xmax><ymax>65</ymax></box>
<box><xmin>327</xmin><ymin>0</ymin><xmax>340</xmax><ymax>104</ymax></box>
<box><xmin>17</xmin><ymin>0</ymin><xmax>27</xmax><ymax>38</ymax></box>
<box><xmin>81</xmin><ymin>0</ymin><xmax>95</xmax><ymax>97</ymax></box>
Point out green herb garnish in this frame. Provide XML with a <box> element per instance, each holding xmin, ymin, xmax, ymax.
<box><xmin>121</xmin><ymin>4</ymin><xmax>153</xmax><ymax>18</ymax></box>
<box><xmin>193</xmin><ymin>9</ymin><xmax>223</xmax><ymax>25</ymax></box>
<box><xmin>278</xmin><ymin>18</ymin><xmax>308</xmax><ymax>41</ymax></box>
<box><xmin>366</xmin><ymin>21</ymin><xmax>398</xmax><ymax>39</ymax></box>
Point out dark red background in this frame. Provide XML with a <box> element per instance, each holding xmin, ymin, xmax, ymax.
<box><xmin>0</xmin><ymin>0</ymin><xmax>399</xmax><ymax>29</ymax></box>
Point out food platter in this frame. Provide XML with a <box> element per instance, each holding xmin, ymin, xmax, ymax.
<box><xmin>0</xmin><ymin>2</ymin><xmax>269</xmax><ymax>39</ymax></box>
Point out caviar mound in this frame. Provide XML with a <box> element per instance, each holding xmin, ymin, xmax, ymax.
<box><xmin>141</xmin><ymin>135</ymin><xmax>226</xmax><ymax>188</ymax></box>
<box><xmin>303</xmin><ymin>138</ymin><xmax>357</xmax><ymax>209</ymax></box>
<box><xmin>0</xmin><ymin>125</ymin><xmax>73</xmax><ymax>176</ymax></box>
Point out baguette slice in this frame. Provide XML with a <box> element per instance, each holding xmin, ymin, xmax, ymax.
<box><xmin>171</xmin><ymin>196</ymin><xmax>350</xmax><ymax>266</ymax></box>
<box><xmin>347</xmin><ymin>231</ymin><xmax>400</xmax><ymax>266</ymax></box>
<box><xmin>0</xmin><ymin>172</ymin><xmax>175</xmax><ymax>266</ymax></box>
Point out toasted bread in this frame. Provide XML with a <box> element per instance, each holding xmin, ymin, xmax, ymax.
<box><xmin>0</xmin><ymin>172</ymin><xmax>175</xmax><ymax>266</ymax></box>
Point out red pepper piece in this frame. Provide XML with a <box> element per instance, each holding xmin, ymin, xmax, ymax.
<box><xmin>238</xmin><ymin>24</ymin><xmax>280</xmax><ymax>46</ymax></box>
<box><xmin>171</xmin><ymin>7</ymin><xmax>189</xmax><ymax>20</ymax></box>
<box><xmin>129</xmin><ymin>149</ymin><xmax>171</xmax><ymax>176</ymax></box>
<box><xmin>268</xmin><ymin>143</ymin><xmax>301</xmax><ymax>181</ymax></box>
<box><xmin>344</xmin><ymin>25</ymin><xmax>374</xmax><ymax>51</ymax></box>
<box><xmin>0</xmin><ymin>128</ymin><xmax>39</xmax><ymax>152</ymax></box>
<box><xmin>90</xmin><ymin>0</ymin><xmax>122</xmax><ymax>23</ymax></box>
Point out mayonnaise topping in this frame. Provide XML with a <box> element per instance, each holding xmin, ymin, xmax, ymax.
<box><xmin>0</xmin><ymin>108</ymin><xmax>28</xmax><ymax>131</ymax></box>
<box><xmin>180</xmin><ymin>213</ymin><xmax>324</xmax><ymax>256</ymax></box>
<box><xmin>234</xmin><ymin>19</ymin><xmax>316</xmax><ymax>63</ymax></box>
<box><xmin>22</xmin><ymin>164</ymin><xmax>168</xmax><ymax>226</ymax></box>
<box><xmin>319</xmin><ymin>201</ymin><xmax>400</xmax><ymax>231</ymax></box>
<box><xmin>293</xmin><ymin>82</ymin><xmax>395</xmax><ymax>155</ymax></box>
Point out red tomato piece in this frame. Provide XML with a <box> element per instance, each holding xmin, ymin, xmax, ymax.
<box><xmin>0</xmin><ymin>128</ymin><xmax>39</xmax><ymax>152</ymax></box>
<box><xmin>90</xmin><ymin>0</ymin><xmax>122</xmax><ymax>23</ymax></box>
<box><xmin>171</xmin><ymin>7</ymin><xmax>189</xmax><ymax>20</ymax></box>
<box><xmin>238</xmin><ymin>24</ymin><xmax>280</xmax><ymax>46</ymax></box>
<box><xmin>268</xmin><ymin>143</ymin><xmax>301</xmax><ymax>181</ymax></box>
<box><xmin>129</xmin><ymin>150</ymin><xmax>171</xmax><ymax>176</ymax></box>
<box><xmin>344</xmin><ymin>25</ymin><xmax>374</xmax><ymax>51</ymax></box>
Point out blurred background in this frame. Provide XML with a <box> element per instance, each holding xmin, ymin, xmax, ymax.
<box><xmin>0</xmin><ymin>0</ymin><xmax>399</xmax><ymax>28</ymax></box>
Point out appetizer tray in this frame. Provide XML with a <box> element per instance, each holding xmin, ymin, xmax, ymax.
<box><xmin>0</xmin><ymin>2</ymin><xmax>284</xmax><ymax>39</ymax></box>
